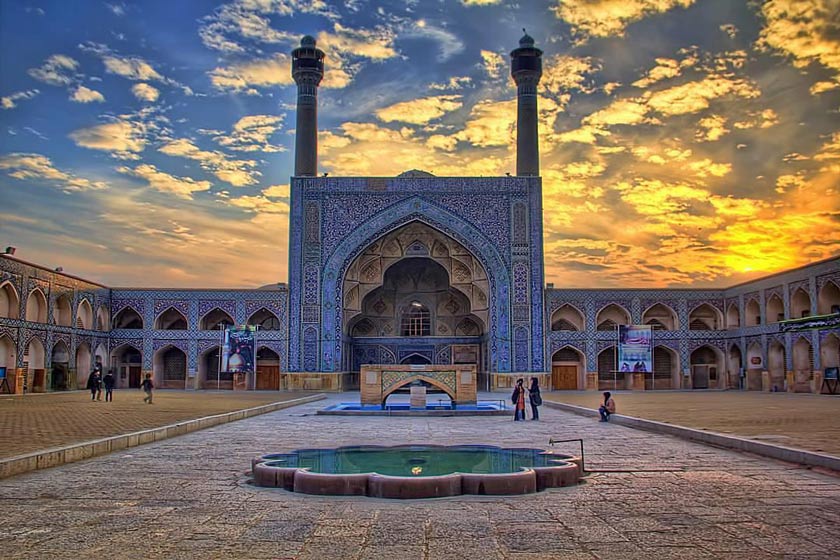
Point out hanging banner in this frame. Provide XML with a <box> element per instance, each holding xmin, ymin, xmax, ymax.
<box><xmin>222</xmin><ymin>326</ymin><xmax>256</xmax><ymax>374</ymax></box>
<box><xmin>779</xmin><ymin>313</ymin><xmax>840</xmax><ymax>332</ymax></box>
<box><xmin>618</xmin><ymin>325</ymin><xmax>653</xmax><ymax>373</ymax></box>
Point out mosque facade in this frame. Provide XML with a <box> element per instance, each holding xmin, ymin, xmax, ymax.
<box><xmin>1</xmin><ymin>35</ymin><xmax>839</xmax><ymax>396</ymax></box>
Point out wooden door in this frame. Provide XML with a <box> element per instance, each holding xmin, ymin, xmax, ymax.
<box><xmin>256</xmin><ymin>365</ymin><xmax>280</xmax><ymax>390</ymax></box>
<box><xmin>692</xmin><ymin>365</ymin><xmax>709</xmax><ymax>389</ymax></box>
<box><xmin>128</xmin><ymin>366</ymin><xmax>141</xmax><ymax>388</ymax></box>
<box><xmin>552</xmin><ymin>365</ymin><xmax>578</xmax><ymax>390</ymax></box>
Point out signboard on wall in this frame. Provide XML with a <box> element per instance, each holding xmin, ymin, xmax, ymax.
<box><xmin>221</xmin><ymin>326</ymin><xmax>256</xmax><ymax>374</ymax></box>
<box><xmin>617</xmin><ymin>325</ymin><xmax>652</xmax><ymax>373</ymax></box>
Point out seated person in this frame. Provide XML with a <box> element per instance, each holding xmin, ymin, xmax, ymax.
<box><xmin>598</xmin><ymin>391</ymin><xmax>616</xmax><ymax>422</ymax></box>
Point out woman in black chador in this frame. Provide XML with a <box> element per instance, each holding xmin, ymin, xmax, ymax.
<box><xmin>528</xmin><ymin>377</ymin><xmax>542</xmax><ymax>420</ymax></box>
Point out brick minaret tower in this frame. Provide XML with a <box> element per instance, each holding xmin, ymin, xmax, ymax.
<box><xmin>510</xmin><ymin>31</ymin><xmax>543</xmax><ymax>177</ymax></box>
<box><xmin>291</xmin><ymin>35</ymin><xmax>325</xmax><ymax>177</ymax></box>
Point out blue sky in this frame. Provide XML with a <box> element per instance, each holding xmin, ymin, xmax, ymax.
<box><xmin>1</xmin><ymin>0</ymin><xmax>838</xmax><ymax>288</ymax></box>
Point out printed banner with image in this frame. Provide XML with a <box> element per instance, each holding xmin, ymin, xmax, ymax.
<box><xmin>617</xmin><ymin>325</ymin><xmax>653</xmax><ymax>373</ymax></box>
<box><xmin>222</xmin><ymin>326</ymin><xmax>256</xmax><ymax>374</ymax></box>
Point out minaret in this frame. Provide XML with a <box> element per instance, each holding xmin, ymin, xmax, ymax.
<box><xmin>510</xmin><ymin>30</ymin><xmax>543</xmax><ymax>177</ymax></box>
<box><xmin>291</xmin><ymin>35</ymin><xmax>325</xmax><ymax>177</ymax></box>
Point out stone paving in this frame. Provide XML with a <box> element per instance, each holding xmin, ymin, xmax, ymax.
<box><xmin>543</xmin><ymin>391</ymin><xmax>840</xmax><ymax>456</ymax></box>
<box><xmin>2</xmin><ymin>393</ymin><xmax>840</xmax><ymax>559</ymax></box>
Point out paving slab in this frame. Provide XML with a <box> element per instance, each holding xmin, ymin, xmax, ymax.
<box><xmin>1</xmin><ymin>393</ymin><xmax>840</xmax><ymax>559</ymax></box>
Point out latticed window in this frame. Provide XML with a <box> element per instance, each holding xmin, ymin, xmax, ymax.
<box><xmin>401</xmin><ymin>302</ymin><xmax>430</xmax><ymax>336</ymax></box>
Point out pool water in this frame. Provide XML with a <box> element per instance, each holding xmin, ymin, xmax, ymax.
<box><xmin>321</xmin><ymin>402</ymin><xmax>505</xmax><ymax>412</ymax></box>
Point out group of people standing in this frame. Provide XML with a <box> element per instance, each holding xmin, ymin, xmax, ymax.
<box><xmin>511</xmin><ymin>377</ymin><xmax>542</xmax><ymax>421</ymax></box>
<box><xmin>85</xmin><ymin>366</ymin><xmax>115</xmax><ymax>402</ymax></box>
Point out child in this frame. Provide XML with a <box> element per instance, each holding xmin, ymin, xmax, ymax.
<box><xmin>140</xmin><ymin>373</ymin><xmax>154</xmax><ymax>404</ymax></box>
<box><xmin>103</xmin><ymin>369</ymin><xmax>115</xmax><ymax>402</ymax></box>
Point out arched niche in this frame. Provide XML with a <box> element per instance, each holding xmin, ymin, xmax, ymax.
<box><xmin>96</xmin><ymin>305</ymin><xmax>110</xmax><ymax>331</ymax></box>
<box><xmin>26</xmin><ymin>336</ymin><xmax>46</xmax><ymax>392</ymax></box>
<box><xmin>154</xmin><ymin>345</ymin><xmax>186</xmax><ymax>388</ymax></box>
<box><xmin>382</xmin><ymin>374</ymin><xmax>455</xmax><ymax>403</ymax></box>
<box><xmin>643</xmin><ymin>303</ymin><xmax>677</xmax><ymax>330</ymax></box>
<box><xmin>767</xmin><ymin>340</ymin><xmax>786</xmax><ymax>389</ymax></box>
<box><xmin>75</xmin><ymin>342</ymin><xmax>92</xmax><ymax>389</ymax></box>
<box><xmin>111</xmin><ymin>344</ymin><xmax>142</xmax><ymax>388</ymax></box>
<box><xmin>817</xmin><ymin>281</ymin><xmax>840</xmax><ymax>315</ymax></box>
<box><xmin>200</xmin><ymin>308</ymin><xmax>234</xmax><ymax>331</ymax></box>
<box><xmin>155</xmin><ymin>307</ymin><xmax>187</xmax><ymax>330</ymax></box>
<box><xmin>25</xmin><ymin>289</ymin><xmax>48</xmax><ymax>323</ymax></box>
<box><xmin>689</xmin><ymin>345</ymin><xmax>723</xmax><ymax>389</ymax></box>
<box><xmin>652</xmin><ymin>345</ymin><xmax>678</xmax><ymax>389</ymax></box>
<box><xmin>248</xmin><ymin>308</ymin><xmax>281</xmax><ymax>330</ymax></box>
<box><xmin>821</xmin><ymin>334</ymin><xmax>839</xmax><ymax>370</ymax></box>
<box><xmin>596</xmin><ymin>304</ymin><xmax>629</xmax><ymax>331</ymax></box>
<box><xmin>199</xmin><ymin>346</ymin><xmax>226</xmax><ymax>389</ymax></box>
<box><xmin>1</xmin><ymin>334</ymin><xmax>17</xmax><ymax>375</ymax></box>
<box><xmin>727</xmin><ymin>344</ymin><xmax>742</xmax><ymax>388</ymax></box>
<box><xmin>550</xmin><ymin>304</ymin><xmax>583</xmax><ymax>331</ymax></box>
<box><xmin>688</xmin><ymin>303</ymin><xmax>722</xmax><ymax>330</ymax></box>
<box><xmin>765</xmin><ymin>294</ymin><xmax>783</xmax><ymax>324</ymax></box>
<box><xmin>792</xmin><ymin>337</ymin><xmax>814</xmax><ymax>392</ymax></box>
<box><xmin>256</xmin><ymin>346</ymin><xmax>281</xmax><ymax>390</ymax></box>
<box><xmin>596</xmin><ymin>346</ymin><xmax>617</xmax><ymax>389</ymax></box>
<box><xmin>726</xmin><ymin>303</ymin><xmax>740</xmax><ymax>329</ymax></box>
<box><xmin>77</xmin><ymin>299</ymin><xmax>93</xmax><ymax>330</ymax></box>
<box><xmin>745</xmin><ymin>299</ymin><xmax>760</xmax><ymax>327</ymax></box>
<box><xmin>0</xmin><ymin>281</ymin><xmax>20</xmax><ymax>319</ymax></box>
<box><xmin>550</xmin><ymin>346</ymin><xmax>584</xmax><ymax>390</ymax></box>
<box><xmin>54</xmin><ymin>293</ymin><xmax>73</xmax><ymax>327</ymax></box>
<box><xmin>790</xmin><ymin>288</ymin><xmax>811</xmax><ymax>319</ymax></box>
<box><xmin>113</xmin><ymin>307</ymin><xmax>143</xmax><ymax>329</ymax></box>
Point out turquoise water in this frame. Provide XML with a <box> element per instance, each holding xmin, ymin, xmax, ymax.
<box><xmin>260</xmin><ymin>445</ymin><xmax>568</xmax><ymax>477</ymax></box>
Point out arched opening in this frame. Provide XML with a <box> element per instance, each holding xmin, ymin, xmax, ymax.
<box><xmin>817</xmin><ymin>281</ymin><xmax>840</xmax><ymax>315</ymax></box>
<box><xmin>54</xmin><ymin>294</ymin><xmax>72</xmax><ymax>327</ymax></box>
<box><xmin>643</xmin><ymin>304</ymin><xmax>677</xmax><ymax>330</ymax></box>
<box><xmin>51</xmin><ymin>340</ymin><xmax>71</xmax><ymax>391</ymax></box>
<box><xmin>550</xmin><ymin>304</ymin><xmax>584</xmax><ymax>331</ymax></box>
<box><xmin>113</xmin><ymin>307</ymin><xmax>143</xmax><ymax>329</ymax></box>
<box><xmin>75</xmin><ymin>342</ymin><xmax>92</xmax><ymax>392</ymax></box>
<box><xmin>726</xmin><ymin>303</ymin><xmax>740</xmax><ymax>329</ymax></box>
<box><xmin>791</xmin><ymin>288</ymin><xmax>811</xmax><ymax>319</ymax></box>
<box><xmin>256</xmin><ymin>347</ymin><xmax>280</xmax><ymax>390</ymax></box>
<box><xmin>745</xmin><ymin>299</ymin><xmax>760</xmax><ymax>327</ymax></box>
<box><xmin>96</xmin><ymin>305</ymin><xmax>110</xmax><ymax>331</ymax></box>
<box><xmin>25</xmin><ymin>289</ymin><xmax>47</xmax><ymax>323</ymax></box>
<box><xmin>111</xmin><ymin>344</ymin><xmax>142</xmax><ymax>388</ymax></box>
<box><xmin>382</xmin><ymin>375</ymin><xmax>455</xmax><ymax>408</ymax></box>
<box><xmin>25</xmin><ymin>337</ymin><xmax>46</xmax><ymax>393</ymax></box>
<box><xmin>0</xmin><ymin>281</ymin><xmax>20</xmax><ymax>319</ymax></box>
<box><xmin>745</xmin><ymin>342</ymin><xmax>763</xmax><ymax>390</ymax></box>
<box><xmin>0</xmin><ymin>335</ymin><xmax>17</xmax><ymax>389</ymax></box>
<box><xmin>400</xmin><ymin>353</ymin><xmax>432</xmax><ymax>365</ymax></box>
<box><xmin>200</xmin><ymin>308</ymin><xmax>234</xmax><ymax>331</ymax></box>
<box><xmin>247</xmin><ymin>308</ymin><xmax>281</xmax><ymax>330</ymax></box>
<box><xmin>597</xmin><ymin>346</ymin><xmax>618</xmax><ymax>390</ymax></box>
<box><xmin>651</xmin><ymin>346</ymin><xmax>678</xmax><ymax>390</ymax></box>
<box><xmin>77</xmin><ymin>299</ymin><xmax>93</xmax><ymax>330</ymax></box>
<box><xmin>199</xmin><ymin>347</ymin><xmax>226</xmax><ymax>389</ymax></box>
<box><xmin>727</xmin><ymin>344</ymin><xmax>743</xmax><ymax>389</ymax></box>
<box><xmin>155</xmin><ymin>307</ymin><xmax>187</xmax><ymax>330</ymax></box>
<box><xmin>766</xmin><ymin>294</ymin><xmax>784</xmax><ymax>324</ymax></box>
<box><xmin>551</xmin><ymin>346</ymin><xmax>583</xmax><ymax>390</ymax></box>
<box><xmin>154</xmin><ymin>345</ymin><xmax>186</xmax><ymax>388</ymax></box>
<box><xmin>688</xmin><ymin>303</ymin><xmax>722</xmax><ymax>330</ymax></box>
<box><xmin>596</xmin><ymin>304</ymin><xmax>630</xmax><ymax>331</ymax></box>
<box><xmin>689</xmin><ymin>345</ymin><xmax>723</xmax><ymax>389</ymax></box>
<box><xmin>93</xmin><ymin>343</ymin><xmax>107</xmax><ymax>374</ymax></box>
<box><xmin>768</xmin><ymin>340</ymin><xmax>786</xmax><ymax>391</ymax></box>
<box><xmin>821</xmin><ymin>335</ymin><xmax>840</xmax><ymax>393</ymax></box>
<box><xmin>793</xmin><ymin>337</ymin><xmax>814</xmax><ymax>392</ymax></box>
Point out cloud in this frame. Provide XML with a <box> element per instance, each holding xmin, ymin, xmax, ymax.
<box><xmin>428</xmin><ymin>76</ymin><xmax>473</xmax><ymax>91</ymax></box>
<box><xmin>542</xmin><ymin>55</ymin><xmax>601</xmax><ymax>96</ymax></box>
<box><xmin>810</xmin><ymin>80</ymin><xmax>840</xmax><ymax>95</ymax></box>
<box><xmin>70</xmin><ymin>86</ymin><xmax>105</xmax><ymax>103</ymax></box>
<box><xmin>719</xmin><ymin>23</ymin><xmax>738</xmax><ymax>38</ymax></box>
<box><xmin>0</xmin><ymin>152</ymin><xmax>107</xmax><ymax>192</ymax></box>
<box><xmin>462</xmin><ymin>0</ymin><xmax>501</xmax><ymax>4</ymax></box>
<box><xmin>758</xmin><ymin>0</ymin><xmax>840</xmax><ymax>78</ymax></box>
<box><xmin>117</xmin><ymin>163</ymin><xmax>211</xmax><ymax>199</ymax></box>
<box><xmin>644</xmin><ymin>75</ymin><xmax>760</xmax><ymax>116</ymax></box>
<box><xmin>1</xmin><ymin>89</ymin><xmax>39</xmax><ymax>109</ymax></box>
<box><xmin>27</xmin><ymin>54</ymin><xmax>79</xmax><ymax>85</ymax></box>
<box><xmin>732</xmin><ymin>108</ymin><xmax>778</xmax><ymax>130</ymax></box>
<box><xmin>584</xmin><ymin>98</ymin><xmax>650</xmax><ymax>127</ymax></box>
<box><xmin>695</xmin><ymin>114</ymin><xmax>729</xmax><ymax>141</ymax></box>
<box><xmin>454</xmin><ymin>99</ymin><xmax>517</xmax><ymax>148</ymax></box>
<box><xmin>209</xmin><ymin>115</ymin><xmax>285</xmax><ymax>152</ymax></box>
<box><xmin>69</xmin><ymin>119</ymin><xmax>146</xmax><ymax>156</ymax></box>
<box><xmin>481</xmin><ymin>50</ymin><xmax>504</xmax><ymax>78</ymax></box>
<box><xmin>158</xmin><ymin>138</ymin><xmax>259</xmax><ymax>186</ymax></box>
<box><xmin>262</xmin><ymin>183</ymin><xmax>290</xmax><ymax>198</ymax></box>
<box><xmin>632</xmin><ymin>58</ymin><xmax>681</xmax><ymax>88</ymax></box>
<box><xmin>403</xmin><ymin>20</ymin><xmax>464</xmax><ymax>62</ymax></box>
<box><xmin>131</xmin><ymin>83</ymin><xmax>160</xmax><ymax>102</ymax></box>
<box><xmin>554</xmin><ymin>0</ymin><xmax>696</xmax><ymax>42</ymax></box>
<box><xmin>103</xmin><ymin>55</ymin><xmax>164</xmax><ymax>81</ymax></box>
<box><xmin>209</xmin><ymin>54</ymin><xmax>293</xmax><ymax>94</ymax></box>
<box><xmin>376</xmin><ymin>95</ymin><xmax>463</xmax><ymax>125</ymax></box>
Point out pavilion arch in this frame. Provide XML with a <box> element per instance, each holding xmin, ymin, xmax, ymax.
<box><xmin>689</xmin><ymin>345</ymin><xmax>724</xmax><ymax>389</ymax></box>
<box><xmin>596</xmin><ymin>346</ymin><xmax>618</xmax><ymax>390</ymax></box>
<box><xmin>0</xmin><ymin>281</ymin><xmax>20</xmax><ymax>319</ymax></box>
<box><xmin>688</xmin><ymin>303</ymin><xmax>723</xmax><ymax>330</ymax></box>
<box><xmin>77</xmin><ymin>299</ymin><xmax>93</xmax><ymax>330</ymax></box>
<box><xmin>596</xmin><ymin>304</ymin><xmax>630</xmax><ymax>331</ymax></box>
<box><xmin>25</xmin><ymin>288</ymin><xmax>48</xmax><ymax>323</ymax></box>
<box><xmin>817</xmin><ymin>280</ymin><xmax>840</xmax><ymax>315</ymax></box>
<box><xmin>550</xmin><ymin>304</ymin><xmax>584</xmax><ymax>331</ymax></box>
<box><xmin>652</xmin><ymin>345</ymin><xmax>679</xmax><ymax>390</ymax></box>
<box><xmin>745</xmin><ymin>299</ymin><xmax>760</xmax><ymax>327</ymax></box>
<box><xmin>790</xmin><ymin>288</ymin><xmax>811</xmax><ymax>319</ymax></box>
<box><xmin>155</xmin><ymin>307</ymin><xmax>188</xmax><ymax>330</ymax></box>
<box><xmin>765</xmin><ymin>294</ymin><xmax>784</xmax><ymax>324</ymax></box>
<box><xmin>550</xmin><ymin>345</ymin><xmax>585</xmax><ymax>390</ymax></box>
<box><xmin>821</xmin><ymin>334</ymin><xmax>839</xmax><ymax>371</ymax></box>
<box><xmin>75</xmin><ymin>342</ymin><xmax>92</xmax><ymax>389</ymax></box>
<box><xmin>198</xmin><ymin>346</ymin><xmax>226</xmax><ymax>389</ymax></box>
<box><xmin>153</xmin><ymin>345</ymin><xmax>187</xmax><ymax>388</ymax></box>
<box><xmin>96</xmin><ymin>305</ymin><xmax>110</xmax><ymax>331</ymax></box>
<box><xmin>642</xmin><ymin>303</ymin><xmax>678</xmax><ymax>330</ymax></box>
<box><xmin>51</xmin><ymin>340</ymin><xmax>71</xmax><ymax>391</ymax></box>
<box><xmin>382</xmin><ymin>374</ymin><xmax>456</xmax><ymax>403</ymax></box>
<box><xmin>793</xmin><ymin>336</ymin><xmax>815</xmax><ymax>392</ymax></box>
<box><xmin>200</xmin><ymin>308</ymin><xmax>234</xmax><ymax>331</ymax></box>
<box><xmin>768</xmin><ymin>340</ymin><xmax>786</xmax><ymax>390</ymax></box>
<box><xmin>110</xmin><ymin>343</ymin><xmax>142</xmax><ymax>388</ymax></box>
<box><xmin>247</xmin><ymin>308</ymin><xmax>281</xmax><ymax>330</ymax></box>
<box><xmin>25</xmin><ymin>336</ymin><xmax>46</xmax><ymax>392</ymax></box>
<box><xmin>727</xmin><ymin>343</ymin><xmax>743</xmax><ymax>388</ymax></box>
<box><xmin>726</xmin><ymin>303</ymin><xmax>740</xmax><ymax>329</ymax></box>
<box><xmin>54</xmin><ymin>293</ymin><xmax>73</xmax><ymax>327</ymax></box>
<box><xmin>113</xmin><ymin>307</ymin><xmax>143</xmax><ymax>329</ymax></box>
<box><xmin>0</xmin><ymin>334</ymin><xmax>17</xmax><ymax>378</ymax></box>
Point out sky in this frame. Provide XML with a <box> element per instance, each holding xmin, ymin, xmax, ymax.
<box><xmin>0</xmin><ymin>0</ymin><xmax>838</xmax><ymax>289</ymax></box>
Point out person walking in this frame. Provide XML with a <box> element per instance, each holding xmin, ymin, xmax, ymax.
<box><xmin>599</xmin><ymin>391</ymin><xmax>616</xmax><ymax>422</ymax></box>
<box><xmin>103</xmin><ymin>369</ymin><xmax>115</xmax><ymax>402</ymax></box>
<box><xmin>86</xmin><ymin>368</ymin><xmax>101</xmax><ymax>401</ymax></box>
<box><xmin>140</xmin><ymin>373</ymin><xmax>154</xmax><ymax>404</ymax></box>
<box><xmin>528</xmin><ymin>377</ymin><xmax>542</xmax><ymax>420</ymax></box>
<box><xmin>511</xmin><ymin>378</ymin><xmax>526</xmax><ymax>421</ymax></box>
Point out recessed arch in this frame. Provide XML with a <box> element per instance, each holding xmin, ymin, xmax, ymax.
<box><xmin>400</xmin><ymin>353</ymin><xmax>432</xmax><ymax>365</ymax></box>
<box><xmin>113</xmin><ymin>307</ymin><xmax>143</xmax><ymax>329</ymax></box>
<box><xmin>689</xmin><ymin>345</ymin><xmax>724</xmax><ymax>389</ymax></box>
<box><xmin>25</xmin><ymin>336</ymin><xmax>46</xmax><ymax>392</ymax></box>
<box><xmin>642</xmin><ymin>303</ymin><xmax>677</xmax><ymax>330</ymax></box>
<box><xmin>110</xmin><ymin>343</ymin><xmax>142</xmax><ymax>388</ymax></box>
<box><xmin>25</xmin><ymin>288</ymin><xmax>48</xmax><ymax>323</ymax></box>
<box><xmin>726</xmin><ymin>302</ymin><xmax>740</xmax><ymax>329</ymax></box>
<box><xmin>96</xmin><ymin>305</ymin><xmax>110</xmax><ymax>331</ymax></box>
<box><xmin>768</xmin><ymin>340</ymin><xmax>786</xmax><ymax>391</ymax></box>
<box><xmin>596</xmin><ymin>346</ymin><xmax>618</xmax><ymax>389</ymax></box>
<box><xmin>821</xmin><ymin>334</ymin><xmax>839</xmax><ymax>371</ymax></box>
<box><xmin>727</xmin><ymin>343</ymin><xmax>742</xmax><ymax>388</ymax></box>
<box><xmin>381</xmin><ymin>374</ymin><xmax>455</xmax><ymax>403</ymax></box>
<box><xmin>0</xmin><ymin>334</ymin><xmax>17</xmax><ymax>382</ymax></box>
<box><xmin>765</xmin><ymin>294</ymin><xmax>784</xmax><ymax>324</ymax></box>
<box><xmin>793</xmin><ymin>337</ymin><xmax>814</xmax><ymax>392</ymax></box>
<box><xmin>256</xmin><ymin>346</ymin><xmax>281</xmax><ymax>390</ymax></box>
<box><xmin>77</xmin><ymin>298</ymin><xmax>93</xmax><ymax>330</ymax></box>
<box><xmin>75</xmin><ymin>341</ymin><xmax>92</xmax><ymax>392</ymax></box>
<box><xmin>247</xmin><ymin>308</ymin><xmax>281</xmax><ymax>330</ymax></box>
<box><xmin>153</xmin><ymin>345</ymin><xmax>187</xmax><ymax>388</ymax></box>
<box><xmin>200</xmin><ymin>308</ymin><xmax>234</xmax><ymax>331</ymax></box>
<box><xmin>745</xmin><ymin>299</ymin><xmax>760</xmax><ymax>327</ymax></box>
<box><xmin>54</xmin><ymin>293</ymin><xmax>73</xmax><ymax>327</ymax></box>
<box><xmin>0</xmin><ymin>281</ymin><xmax>20</xmax><ymax>319</ymax></box>
<box><xmin>199</xmin><ymin>346</ymin><xmax>226</xmax><ymax>389</ymax></box>
<box><xmin>817</xmin><ymin>280</ymin><xmax>840</xmax><ymax>315</ymax></box>
<box><xmin>551</xmin><ymin>345</ymin><xmax>584</xmax><ymax>390</ymax></box>
<box><xmin>652</xmin><ymin>345</ymin><xmax>679</xmax><ymax>390</ymax></box>
<box><xmin>155</xmin><ymin>307</ymin><xmax>187</xmax><ymax>330</ymax></box>
<box><xmin>688</xmin><ymin>303</ymin><xmax>723</xmax><ymax>330</ymax></box>
<box><xmin>550</xmin><ymin>304</ymin><xmax>584</xmax><ymax>331</ymax></box>
<box><xmin>596</xmin><ymin>304</ymin><xmax>629</xmax><ymax>331</ymax></box>
<box><xmin>790</xmin><ymin>288</ymin><xmax>811</xmax><ymax>319</ymax></box>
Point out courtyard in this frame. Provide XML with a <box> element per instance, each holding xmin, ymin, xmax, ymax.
<box><xmin>1</xmin><ymin>391</ymin><xmax>840</xmax><ymax>559</ymax></box>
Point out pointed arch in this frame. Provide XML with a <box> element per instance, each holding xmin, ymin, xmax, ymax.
<box><xmin>767</xmin><ymin>339</ymin><xmax>786</xmax><ymax>388</ymax></box>
<box><xmin>200</xmin><ymin>308</ymin><xmax>234</xmax><ymax>330</ymax></box>
<box><xmin>550</xmin><ymin>345</ymin><xmax>584</xmax><ymax>390</ymax></box>
<box><xmin>155</xmin><ymin>307</ymin><xmax>188</xmax><ymax>330</ymax></box>
<box><xmin>726</xmin><ymin>302</ymin><xmax>740</xmax><ymax>329</ymax></box>
<box><xmin>113</xmin><ymin>306</ymin><xmax>143</xmax><ymax>329</ymax></box>
<box><xmin>153</xmin><ymin>344</ymin><xmax>187</xmax><ymax>388</ymax></box>
<box><xmin>247</xmin><ymin>308</ymin><xmax>280</xmax><ymax>330</ymax></box>
<box><xmin>25</xmin><ymin>336</ymin><xmax>46</xmax><ymax>392</ymax></box>
<box><xmin>550</xmin><ymin>304</ymin><xmax>584</xmax><ymax>331</ymax></box>
<box><xmin>793</xmin><ymin>336</ymin><xmax>814</xmax><ymax>392</ymax></box>
<box><xmin>596</xmin><ymin>345</ymin><xmax>618</xmax><ymax>390</ymax></box>
<box><xmin>25</xmin><ymin>288</ymin><xmax>48</xmax><ymax>323</ymax></box>
<box><xmin>75</xmin><ymin>341</ymin><xmax>92</xmax><ymax>389</ymax></box>
<box><xmin>382</xmin><ymin>374</ymin><xmax>455</xmax><ymax>402</ymax></box>
<box><xmin>765</xmin><ymin>294</ymin><xmax>784</xmax><ymax>324</ymax></box>
<box><xmin>0</xmin><ymin>333</ymin><xmax>17</xmax><ymax>374</ymax></box>
<box><xmin>596</xmin><ymin>304</ymin><xmax>630</xmax><ymax>331</ymax></box>
<box><xmin>817</xmin><ymin>280</ymin><xmax>840</xmax><ymax>315</ymax></box>
<box><xmin>821</xmin><ymin>333</ymin><xmax>839</xmax><ymax>370</ymax></box>
<box><xmin>790</xmin><ymin>287</ymin><xmax>811</xmax><ymax>319</ymax></box>
<box><xmin>688</xmin><ymin>303</ymin><xmax>723</xmax><ymax>330</ymax></box>
<box><xmin>96</xmin><ymin>305</ymin><xmax>110</xmax><ymax>331</ymax></box>
<box><xmin>652</xmin><ymin>345</ymin><xmax>678</xmax><ymax>389</ymax></box>
<box><xmin>54</xmin><ymin>293</ymin><xmax>73</xmax><ymax>327</ymax></box>
<box><xmin>77</xmin><ymin>298</ymin><xmax>93</xmax><ymax>330</ymax></box>
<box><xmin>642</xmin><ymin>303</ymin><xmax>678</xmax><ymax>330</ymax></box>
<box><xmin>689</xmin><ymin>345</ymin><xmax>724</xmax><ymax>389</ymax></box>
<box><xmin>256</xmin><ymin>346</ymin><xmax>281</xmax><ymax>390</ymax></box>
<box><xmin>0</xmin><ymin>281</ymin><xmax>20</xmax><ymax>319</ymax></box>
<box><xmin>111</xmin><ymin>343</ymin><xmax>142</xmax><ymax>388</ymax></box>
<box><xmin>745</xmin><ymin>299</ymin><xmax>760</xmax><ymax>327</ymax></box>
<box><xmin>727</xmin><ymin>343</ymin><xmax>743</xmax><ymax>388</ymax></box>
